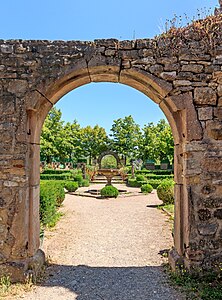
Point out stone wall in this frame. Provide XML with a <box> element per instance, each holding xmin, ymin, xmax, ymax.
<box><xmin>1</xmin><ymin>15</ymin><xmax>222</xmax><ymax>281</ymax></box>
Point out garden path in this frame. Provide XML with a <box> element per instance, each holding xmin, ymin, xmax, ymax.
<box><xmin>22</xmin><ymin>185</ymin><xmax>185</xmax><ymax>300</ymax></box>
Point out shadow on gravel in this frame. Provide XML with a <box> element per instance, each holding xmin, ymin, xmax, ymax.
<box><xmin>39</xmin><ymin>264</ymin><xmax>182</xmax><ymax>300</ymax></box>
<box><xmin>146</xmin><ymin>204</ymin><xmax>160</xmax><ymax>208</ymax></box>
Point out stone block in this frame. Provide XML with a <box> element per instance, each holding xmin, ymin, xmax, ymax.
<box><xmin>105</xmin><ymin>49</ymin><xmax>116</xmax><ymax>56</ymax></box>
<box><xmin>1</xmin><ymin>44</ymin><xmax>14</xmax><ymax>54</ymax></box>
<box><xmin>214</xmin><ymin>209</ymin><xmax>222</xmax><ymax>219</ymax></box>
<box><xmin>206</xmin><ymin>120</ymin><xmax>222</xmax><ymax>140</ymax></box>
<box><xmin>197</xmin><ymin>107</ymin><xmax>213</xmax><ymax>121</ymax></box>
<box><xmin>149</xmin><ymin>64</ymin><xmax>163</xmax><ymax>75</ymax></box>
<box><xmin>8</xmin><ymin>80</ymin><xmax>28</xmax><ymax>95</ymax></box>
<box><xmin>194</xmin><ymin>87</ymin><xmax>217</xmax><ymax>105</ymax></box>
<box><xmin>173</xmin><ymin>80</ymin><xmax>191</xmax><ymax>87</ymax></box>
<box><xmin>202</xmin><ymin>157</ymin><xmax>222</xmax><ymax>172</ymax></box>
<box><xmin>0</xmin><ymin>95</ymin><xmax>15</xmax><ymax>115</ymax></box>
<box><xmin>198</xmin><ymin>222</ymin><xmax>218</xmax><ymax>236</ymax></box>
<box><xmin>157</xmin><ymin>56</ymin><xmax>177</xmax><ymax>65</ymax></box>
<box><xmin>198</xmin><ymin>209</ymin><xmax>211</xmax><ymax>221</ymax></box>
<box><xmin>160</xmin><ymin>71</ymin><xmax>177</xmax><ymax>81</ymax></box>
<box><xmin>181</xmin><ymin>64</ymin><xmax>204</xmax><ymax>73</ymax></box>
<box><xmin>178</xmin><ymin>72</ymin><xmax>193</xmax><ymax>80</ymax></box>
<box><xmin>214</xmin><ymin>107</ymin><xmax>222</xmax><ymax>120</ymax></box>
<box><xmin>217</xmin><ymin>85</ymin><xmax>222</xmax><ymax>97</ymax></box>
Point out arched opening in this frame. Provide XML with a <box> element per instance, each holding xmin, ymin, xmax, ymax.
<box><xmin>27</xmin><ymin>66</ymin><xmax>187</xmax><ymax>272</ymax></box>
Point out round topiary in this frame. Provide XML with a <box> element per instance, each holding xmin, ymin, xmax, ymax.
<box><xmin>141</xmin><ymin>183</ymin><xmax>153</xmax><ymax>194</ymax></box>
<box><xmin>100</xmin><ymin>186</ymin><xmax>119</xmax><ymax>198</ymax></box>
<box><xmin>157</xmin><ymin>180</ymin><xmax>174</xmax><ymax>204</ymax></box>
<box><xmin>64</xmin><ymin>181</ymin><xmax>79</xmax><ymax>192</ymax></box>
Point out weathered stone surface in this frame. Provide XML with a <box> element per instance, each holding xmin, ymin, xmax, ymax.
<box><xmin>198</xmin><ymin>209</ymin><xmax>211</xmax><ymax>221</ymax></box>
<box><xmin>160</xmin><ymin>71</ymin><xmax>177</xmax><ymax>81</ymax></box>
<box><xmin>206</xmin><ymin>120</ymin><xmax>222</xmax><ymax>140</ymax></box>
<box><xmin>194</xmin><ymin>87</ymin><xmax>217</xmax><ymax>105</ymax></box>
<box><xmin>173</xmin><ymin>80</ymin><xmax>191</xmax><ymax>87</ymax></box>
<box><xmin>181</xmin><ymin>64</ymin><xmax>204</xmax><ymax>73</ymax></box>
<box><xmin>214</xmin><ymin>209</ymin><xmax>222</xmax><ymax>219</ymax></box>
<box><xmin>0</xmin><ymin>35</ymin><xmax>222</xmax><ymax>280</ymax></box>
<box><xmin>197</xmin><ymin>107</ymin><xmax>213</xmax><ymax>121</ymax></box>
<box><xmin>198</xmin><ymin>222</ymin><xmax>219</xmax><ymax>236</ymax></box>
<box><xmin>217</xmin><ymin>85</ymin><xmax>222</xmax><ymax>97</ymax></box>
<box><xmin>214</xmin><ymin>107</ymin><xmax>222</xmax><ymax>120</ymax></box>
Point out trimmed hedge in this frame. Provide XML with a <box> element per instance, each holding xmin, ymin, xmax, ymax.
<box><xmin>101</xmin><ymin>186</ymin><xmax>119</xmax><ymax>198</ymax></box>
<box><xmin>73</xmin><ymin>174</ymin><xmax>84</xmax><ymax>186</ymax></box>
<box><xmin>135</xmin><ymin>169</ymin><xmax>173</xmax><ymax>175</ymax></box>
<box><xmin>146</xmin><ymin>179</ymin><xmax>162</xmax><ymax>189</ymax></box>
<box><xmin>40</xmin><ymin>173</ymin><xmax>72</xmax><ymax>180</ymax></box>
<box><xmin>64</xmin><ymin>181</ymin><xmax>79</xmax><ymax>192</ymax></box>
<box><xmin>128</xmin><ymin>178</ymin><xmax>141</xmax><ymax>187</ymax></box>
<box><xmin>136</xmin><ymin>174</ymin><xmax>147</xmax><ymax>182</ymax></box>
<box><xmin>42</xmin><ymin>169</ymin><xmax>72</xmax><ymax>174</ymax></box>
<box><xmin>141</xmin><ymin>183</ymin><xmax>153</xmax><ymax>194</ymax></box>
<box><xmin>82</xmin><ymin>179</ymin><xmax>90</xmax><ymax>187</ymax></box>
<box><xmin>157</xmin><ymin>180</ymin><xmax>175</xmax><ymax>204</ymax></box>
<box><xmin>144</xmin><ymin>174</ymin><xmax>173</xmax><ymax>179</ymax></box>
<box><xmin>40</xmin><ymin>180</ymin><xmax>65</xmax><ymax>227</ymax></box>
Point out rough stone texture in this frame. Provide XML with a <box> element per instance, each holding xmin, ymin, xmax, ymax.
<box><xmin>0</xmin><ymin>32</ymin><xmax>222</xmax><ymax>280</ymax></box>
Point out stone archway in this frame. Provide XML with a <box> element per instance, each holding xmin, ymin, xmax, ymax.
<box><xmin>1</xmin><ymin>17</ymin><xmax>222</xmax><ymax>280</ymax></box>
<box><xmin>97</xmin><ymin>151</ymin><xmax>122</xmax><ymax>169</ymax></box>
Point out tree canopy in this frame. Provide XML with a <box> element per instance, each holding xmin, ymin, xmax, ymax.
<box><xmin>40</xmin><ymin>107</ymin><xmax>174</xmax><ymax>165</ymax></box>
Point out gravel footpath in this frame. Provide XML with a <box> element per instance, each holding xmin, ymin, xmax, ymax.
<box><xmin>23</xmin><ymin>185</ymin><xmax>185</xmax><ymax>300</ymax></box>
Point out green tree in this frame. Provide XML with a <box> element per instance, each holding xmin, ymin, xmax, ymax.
<box><xmin>80</xmin><ymin>125</ymin><xmax>108</xmax><ymax>164</ymax></box>
<box><xmin>61</xmin><ymin>120</ymin><xmax>82</xmax><ymax>162</ymax></box>
<box><xmin>40</xmin><ymin>107</ymin><xmax>64</xmax><ymax>163</ymax></box>
<box><xmin>110</xmin><ymin>115</ymin><xmax>142</xmax><ymax>164</ymax></box>
<box><xmin>142</xmin><ymin>119</ymin><xmax>174</xmax><ymax>163</ymax></box>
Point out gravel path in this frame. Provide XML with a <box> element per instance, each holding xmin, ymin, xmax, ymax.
<box><xmin>23</xmin><ymin>185</ymin><xmax>184</xmax><ymax>300</ymax></box>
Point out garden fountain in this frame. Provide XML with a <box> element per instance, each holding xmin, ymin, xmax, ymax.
<box><xmin>97</xmin><ymin>168</ymin><xmax>120</xmax><ymax>186</ymax></box>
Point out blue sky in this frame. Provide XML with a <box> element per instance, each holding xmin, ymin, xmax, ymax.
<box><xmin>1</xmin><ymin>0</ymin><xmax>217</xmax><ymax>132</ymax></box>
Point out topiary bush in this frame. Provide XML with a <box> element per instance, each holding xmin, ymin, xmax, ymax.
<box><xmin>128</xmin><ymin>178</ymin><xmax>141</xmax><ymax>187</ymax></box>
<box><xmin>136</xmin><ymin>174</ymin><xmax>146</xmax><ymax>182</ymax></box>
<box><xmin>64</xmin><ymin>181</ymin><xmax>79</xmax><ymax>192</ymax></box>
<box><xmin>100</xmin><ymin>186</ymin><xmax>119</xmax><ymax>198</ymax></box>
<box><xmin>40</xmin><ymin>173</ymin><xmax>72</xmax><ymax>180</ymax></box>
<box><xmin>72</xmin><ymin>173</ymin><xmax>84</xmax><ymax>186</ymax></box>
<box><xmin>81</xmin><ymin>179</ymin><xmax>90</xmax><ymax>187</ymax></box>
<box><xmin>42</xmin><ymin>169</ymin><xmax>72</xmax><ymax>174</ymax></box>
<box><xmin>40</xmin><ymin>180</ymin><xmax>65</xmax><ymax>227</ymax></box>
<box><xmin>141</xmin><ymin>183</ymin><xmax>153</xmax><ymax>194</ymax></box>
<box><xmin>146</xmin><ymin>179</ymin><xmax>163</xmax><ymax>189</ymax></box>
<box><xmin>157</xmin><ymin>180</ymin><xmax>175</xmax><ymax>204</ymax></box>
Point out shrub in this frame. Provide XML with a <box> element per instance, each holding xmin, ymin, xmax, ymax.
<box><xmin>64</xmin><ymin>181</ymin><xmax>79</xmax><ymax>192</ymax></box>
<box><xmin>141</xmin><ymin>183</ymin><xmax>153</xmax><ymax>194</ymax></box>
<box><xmin>136</xmin><ymin>174</ymin><xmax>146</xmax><ymax>182</ymax></box>
<box><xmin>146</xmin><ymin>179</ymin><xmax>162</xmax><ymax>189</ymax></box>
<box><xmin>157</xmin><ymin>180</ymin><xmax>175</xmax><ymax>204</ymax></box>
<box><xmin>42</xmin><ymin>169</ymin><xmax>72</xmax><ymax>175</ymax></box>
<box><xmin>40</xmin><ymin>180</ymin><xmax>65</xmax><ymax>227</ymax></box>
<box><xmin>136</xmin><ymin>169</ymin><xmax>173</xmax><ymax>175</ymax></box>
<box><xmin>81</xmin><ymin>179</ymin><xmax>90</xmax><ymax>187</ymax></box>
<box><xmin>73</xmin><ymin>174</ymin><xmax>83</xmax><ymax>186</ymax></box>
<box><xmin>144</xmin><ymin>174</ymin><xmax>174</xmax><ymax>180</ymax></box>
<box><xmin>128</xmin><ymin>178</ymin><xmax>141</xmax><ymax>187</ymax></box>
<box><xmin>100</xmin><ymin>186</ymin><xmax>119</xmax><ymax>198</ymax></box>
<box><xmin>40</xmin><ymin>173</ymin><xmax>72</xmax><ymax>180</ymax></box>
